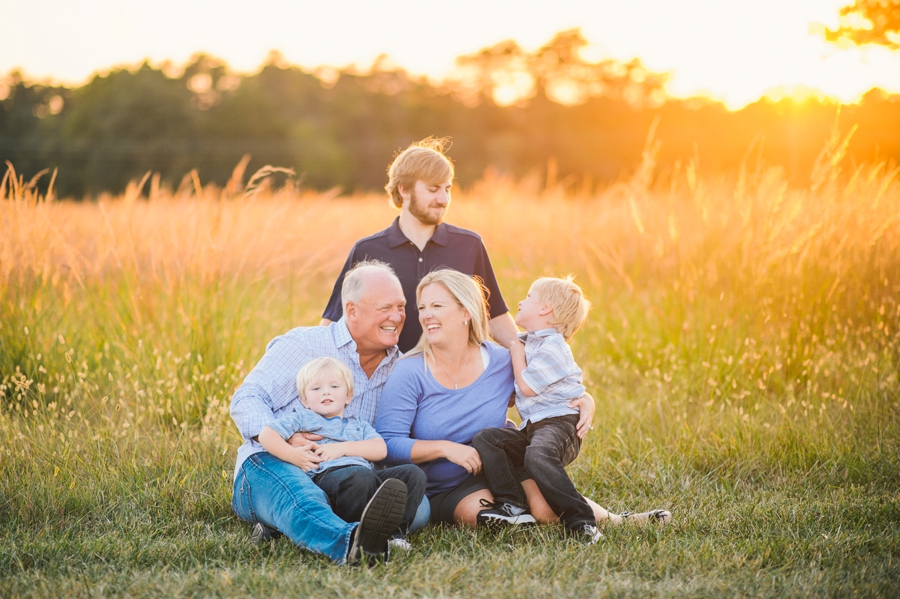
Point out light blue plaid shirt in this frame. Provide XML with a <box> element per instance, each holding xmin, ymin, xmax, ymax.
<box><xmin>230</xmin><ymin>319</ymin><xmax>400</xmax><ymax>479</ymax></box>
<box><xmin>268</xmin><ymin>410</ymin><xmax>382</xmax><ymax>476</ymax></box>
<box><xmin>515</xmin><ymin>329</ymin><xmax>584</xmax><ymax>428</ymax></box>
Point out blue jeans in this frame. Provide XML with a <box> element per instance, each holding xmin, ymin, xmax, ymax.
<box><xmin>232</xmin><ymin>452</ymin><xmax>431</xmax><ymax>564</ymax></box>
<box><xmin>232</xmin><ymin>452</ymin><xmax>355</xmax><ymax>563</ymax></box>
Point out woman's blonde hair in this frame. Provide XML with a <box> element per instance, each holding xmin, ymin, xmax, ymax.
<box><xmin>404</xmin><ymin>269</ymin><xmax>491</xmax><ymax>361</ymax></box>
<box><xmin>385</xmin><ymin>137</ymin><xmax>455</xmax><ymax>209</ymax></box>
<box><xmin>295</xmin><ymin>357</ymin><xmax>355</xmax><ymax>404</ymax></box>
<box><xmin>530</xmin><ymin>276</ymin><xmax>591</xmax><ymax>341</ymax></box>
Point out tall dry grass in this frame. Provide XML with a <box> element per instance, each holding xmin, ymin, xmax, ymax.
<box><xmin>0</xmin><ymin>130</ymin><xmax>899</xmax><ymax>596</ymax></box>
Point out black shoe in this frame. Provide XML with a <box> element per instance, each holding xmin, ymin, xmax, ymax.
<box><xmin>250</xmin><ymin>522</ymin><xmax>281</xmax><ymax>544</ymax></box>
<box><xmin>569</xmin><ymin>523</ymin><xmax>602</xmax><ymax>545</ymax></box>
<box><xmin>476</xmin><ymin>499</ymin><xmax>537</xmax><ymax>526</ymax></box>
<box><xmin>347</xmin><ymin>478</ymin><xmax>407</xmax><ymax>565</ymax></box>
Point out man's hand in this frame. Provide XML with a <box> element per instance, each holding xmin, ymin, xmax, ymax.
<box><xmin>288</xmin><ymin>432</ymin><xmax>324</xmax><ymax>447</ymax></box>
<box><xmin>314</xmin><ymin>443</ymin><xmax>345</xmax><ymax>462</ymax></box>
<box><xmin>442</xmin><ymin>441</ymin><xmax>482</xmax><ymax>475</ymax></box>
<box><xmin>569</xmin><ymin>392</ymin><xmax>596</xmax><ymax>439</ymax></box>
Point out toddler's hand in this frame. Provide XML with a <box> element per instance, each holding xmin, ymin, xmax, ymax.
<box><xmin>290</xmin><ymin>444</ymin><xmax>323</xmax><ymax>471</ymax></box>
<box><xmin>315</xmin><ymin>443</ymin><xmax>345</xmax><ymax>462</ymax></box>
<box><xmin>509</xmin><ymin>339</ymin><xmax>525</xmax><ymax>357</ymax></box>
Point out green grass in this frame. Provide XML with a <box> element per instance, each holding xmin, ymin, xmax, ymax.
<box><xmin>1</xmin><ymin>148</ymin><xmax>899</xmax><ymax>597</ymax></box>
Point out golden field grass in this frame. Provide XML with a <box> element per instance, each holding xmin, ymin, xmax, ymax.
<box><xmin>0</xmin><ymin>129</ymin><xmax>898</xmax><ymax>598</ymax></box>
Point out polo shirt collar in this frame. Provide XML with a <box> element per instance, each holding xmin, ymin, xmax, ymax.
<box><xmin>520</xmin><ymin>328</ymin><xmax>559</xmax><ymax>342</ymax></box>
<box><xmin>532</xmin><ymin>328</ymin><xmax>559</xmax><ymax>337</ymax></box>
<box><xmin>332</xmin><ymin>318</ymin><xmax>355</xmax><ymax>349</ymax></box>
<box><xmin>333</xmin><ymin>317</ymin><xmax>401</xmax><ymax>362</ymax></box>
<box><xmin>386</xmin><ymin>217</ymin><xmax>450</xmax><ymax>248</ymax></box>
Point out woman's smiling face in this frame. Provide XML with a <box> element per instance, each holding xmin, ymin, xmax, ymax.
<box><xmin>418</xmin><ymin>282</ymin><xmax>469</xmax><ymax>347</ymax></box>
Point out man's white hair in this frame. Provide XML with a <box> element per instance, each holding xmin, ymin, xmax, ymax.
<box><xmin>341</xmin><ymin>259</ymin><xmax>400</xmax><ymax>306</ymax></box>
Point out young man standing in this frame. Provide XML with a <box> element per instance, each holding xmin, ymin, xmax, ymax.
<box><xmin>321</xmin><ymin>138</ymin><xmax>518</xmax><ymax>353</ymax></box>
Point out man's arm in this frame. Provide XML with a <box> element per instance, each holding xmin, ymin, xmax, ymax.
<box><xmin>230</xmin><ymin>333</ymin><xmax>312</xmax><ymax>444</ymax></box>
<box><xmin>322</xmin><ymin>247</ymin><xmax>357</xmax><ymax>324</ymax></box>
<box><xmin>489</xmin><ymin>312</ymin><xmax>519</xmax><ymax>347</ymax></box>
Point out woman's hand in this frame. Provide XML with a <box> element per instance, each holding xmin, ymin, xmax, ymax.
<box><xmin>569</xmin><ymin>392</ymin><xmax>596</xmax><ymax>439</ymax></box>
<box><xmin>442</xmin><ymin>441</ymin><xmax>483</xmax><ymax>475</ymax></box>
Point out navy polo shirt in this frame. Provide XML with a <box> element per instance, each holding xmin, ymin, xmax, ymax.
<box><xmin>323</xmin><ymin>217</ymin><xmax>509</xmax><ymax>352</ymax></box>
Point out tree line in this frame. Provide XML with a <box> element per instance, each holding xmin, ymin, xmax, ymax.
<box><xmin>1</xmin><ymin>30</ymin><xmax>898</xmax><ymax>198</ymax></box>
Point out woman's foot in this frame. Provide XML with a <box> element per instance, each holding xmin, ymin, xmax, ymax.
<box><xmin>614</xmin><ymin>509</ymin><xmax>672</xmax><ymax>525</ymax></box>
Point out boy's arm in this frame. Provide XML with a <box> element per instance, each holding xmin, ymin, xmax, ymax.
<box><xmin>509</xmin><ymin>339</ymin><xmax>537</xmax><ymax>397</ymax></box>
<box><xmin>258</xmin><ymin>426</ymin><xmax>323</xmax><ymax>471</ymax></box>
<box><xmin>315</xmin><ymin>438</ymin><xmax>388</xmax><ymax>462</ymax></box>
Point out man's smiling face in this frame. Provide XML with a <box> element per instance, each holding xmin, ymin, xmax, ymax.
<box><xmin>346</xmin><ymin>273</ymin><xmax>406</xmax><ymax>352</ymax></box>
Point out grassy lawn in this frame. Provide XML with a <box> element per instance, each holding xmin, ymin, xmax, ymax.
<box><xmin>2</xmin><ymin>144</ymin><xmax>899</xmax><ymax>597</ymax></box>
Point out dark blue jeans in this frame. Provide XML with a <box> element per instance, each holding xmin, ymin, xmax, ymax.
<box><xmin>313</xmin><ymin>464</ymin><xmax>427</xmax><ymax>529</ymax></box>
<box><xmin>472</xmin><ymin>414</ymin><xmax>594</xmax><ymax>530</ymax></box>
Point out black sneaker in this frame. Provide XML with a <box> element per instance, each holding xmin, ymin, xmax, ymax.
<box><xmin>250</xmin><ymin>522</ymin><xmax>281</xmax><ymax>544</ymax></box>
<box><xmin>476</xmin><ymin>500</ymin><xmax>537</xmax><ymax>526</ymax></box>
<box><xmin>347</xmin><ymin>478</ymin><xmax>407</xmax><ymax>565</ymax></box>
<box><xmin>570</xmin><ymin>523</ymin><xmax>602</xmax><ymax>545</ymax></box>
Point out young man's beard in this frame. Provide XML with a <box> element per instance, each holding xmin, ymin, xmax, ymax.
<box><xmin>407</xmin><ymin>189</ymin><xmax>444</xmax><ymax>226</ymax></box>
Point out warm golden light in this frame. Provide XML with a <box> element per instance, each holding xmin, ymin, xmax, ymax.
<box><xmin>2</xmin><ymin>0</ymin><xmax>898</xmax><ymax>109</ymax></box>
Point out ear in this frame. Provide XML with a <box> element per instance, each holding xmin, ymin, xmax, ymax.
<box><xmin>538</xmin><ymin>303</ymin><xmax>554</xmax><ymax>317</ymax></box>
<box><xmin>398</xmin><ymin>184</ymin><xmax>412</xmax><ymax>204</ymax></box>
<box><xmin>344</xmin><ymin>301</ymin><xmax>357</xmax><ymax>322</ymax></box>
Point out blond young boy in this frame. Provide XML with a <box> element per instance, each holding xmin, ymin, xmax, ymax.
<box><xmin>471</xmin><ymin>277</ymin><xmax>600</xmax><ymax>542</ymax></box>
<box><xmin>258</xmin><ymin>357</ymin><xmax>426</xmax><ymax>545</ymax></box>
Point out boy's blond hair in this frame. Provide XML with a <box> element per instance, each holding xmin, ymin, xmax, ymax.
<box><xmin>295</xmin><ymin>357</ymin><xmax>355</xmax><ymax>404</ymax></box>
<box><xmin>385</xmin><ymin>137</ymin><xmax>455</xmax><ymax>209</ymax></box>
<box><xmin>531</xmin><ymin>276</ymin><xmax>591</xmax><ymax>341</ymax></box>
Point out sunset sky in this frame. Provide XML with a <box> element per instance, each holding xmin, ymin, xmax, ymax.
<box><xmin>4</xmin><ymin>0</ymin><xmax>900</xmax><ymax>109</ymax></box>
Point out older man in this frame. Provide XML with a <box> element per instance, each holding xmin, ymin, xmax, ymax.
<box><xmin>230</xmin><ymin>260</ymin><xmax>419</xmax><ymax>564</ymax></box>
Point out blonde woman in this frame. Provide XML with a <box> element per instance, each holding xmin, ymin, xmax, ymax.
<box><xmin>375</xmin><ymin>269</ymin><xmax>635</xmax><ymax>527</ymax></box>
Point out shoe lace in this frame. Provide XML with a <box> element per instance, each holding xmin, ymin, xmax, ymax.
<box><xmin>479</xmin><ymin>498</ymin><xmax>502</xmax><ymax>510</ymax></box>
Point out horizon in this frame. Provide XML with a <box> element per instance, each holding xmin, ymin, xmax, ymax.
<box><xmin>4</xmin><ymin>0</ymin><xmax>900</xmax><ymax>110</ymax></box>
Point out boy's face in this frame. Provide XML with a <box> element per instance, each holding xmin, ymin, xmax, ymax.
<box><xmin>515</xmin><ymin>286</ymin><xmax>548</xmax><ymax>331</ymax></box>
<box><xmin>301</xmin><ymin>371</ymin><xmax>350</xmax><ymax>419</ymax></box>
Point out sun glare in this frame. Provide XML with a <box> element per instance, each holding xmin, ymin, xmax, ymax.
<box><xmin>1</xmin><ymin>0</ymin><xmax>899</xmax><ymax>109</ymax></box>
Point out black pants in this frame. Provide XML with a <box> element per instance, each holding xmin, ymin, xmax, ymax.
<box><xmin>313</xmin><ymin>464</ymin><xmax>427</xmax><ymax>528</ymax></box>
<box><xmin>472</xmin><ymin>414</ymin><xmax>594</xmax><ymax>530</ymax></box>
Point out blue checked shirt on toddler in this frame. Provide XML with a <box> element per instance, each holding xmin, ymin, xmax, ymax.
<box><xmin>267</xmin><ymin>409</ymin><xmax>382</xmax><ymax>475</ymax></box>
<box><xmin>515</xmin><ymin>329</ymin><xmax>585</xmax><ymax>428</ymax></box>
<box><xmin>230</xmin><ymin>318</ymin><xmax>400</xmax><ymax>480</ymax></box>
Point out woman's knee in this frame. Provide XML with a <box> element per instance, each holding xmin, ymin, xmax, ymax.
<box><xmin>453</xmin><ymin>489</ymin><xmax>493</xmax><ymax>528</ymax></box>
<box><xmin>521</xmin><ymin>479</ymin><xmax>559</xmax><ymax>523</ymax></box>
